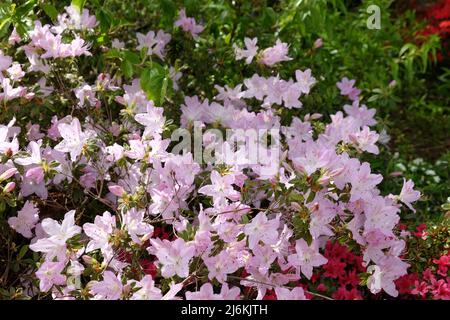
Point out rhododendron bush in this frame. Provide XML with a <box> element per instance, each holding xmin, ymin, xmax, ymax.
<box><xmin>0</xmin><ymin>0</ymin><xmax>448</xmax><ymax>300</ymax></box>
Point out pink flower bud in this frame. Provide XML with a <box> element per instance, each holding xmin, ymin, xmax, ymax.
<box><xmin>0</xmin><ymin>168</ymin><xmax>18</xmax><ymax>181</ymax></box>
<box><xmin>313</xmin><ymin>38</ymin><xmax>323</xmax><ymax>49</ymax></box>
<box><xmin>3</xmin><ymin>181</ymin><xmax>16</xmax><ymax>193</ymax></box>
<box><xmin>108</xmin><ymin>185</ymin><xmax>125</xmax><ymax>197</ymax></box>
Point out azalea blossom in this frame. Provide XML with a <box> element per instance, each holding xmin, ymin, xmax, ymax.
<box><xmin>244</xmin><ymin>212</ymin><xmax>280</xmax><ymax>249</ymax></box>
<box><xmin>234</xmin><ymin>37</ymin><xmax>259</xmax><ymax>64</ymax></box>
<box><xmin>287</xmin><ymin>239</ymin><xmax>328</xmax><ymax>279</ymax></box>
<box><xmin>174</xmin><ymin>9</ymin><xmax>204</xmax><ymax>39</ymax></box>
<box><xmin>30</xmin><ymin>210</ymin><xmax>81</xmax><ymax>260</ymax></box>
<box><xmin>148</xmin><ymin>238</ymin><xmax>195</xmax><ymax>278</ymax></box>
<box><xmin>259</xmin><ymin>39</ymin><xmax>292</xmax><ymax>66</ymax></box>
<box><xmin>399</xmin><ymin>179</ymin><xmax>421</xmax><ymax>212</ymax></box>
<box><xmin>54</xmin><ymin>118</ymin><xmax>95</xmax><ymax>161</ymax></box>
<box><xmin>198</xmin><ymin>170</ymin><xmax>240</xmax><ymax>206</ymax></box>
<box><xmin>83</xmin><ymin>211</ymin><xmax>116</xmax><ymax>253</ymax></box>
<box><xmin>90</xmin><ymin>271</ymin><xmax>123</xmax><ymax>300</ymax></box>
<box><xmin>35</xmin><ymin>260</ymin><xmax>66</xmax><ymax>292</ymax></box>
<box><xmin>8</xmin><ymin>201</ymin><xmax>39</xmax><ymax>238</ymax></box>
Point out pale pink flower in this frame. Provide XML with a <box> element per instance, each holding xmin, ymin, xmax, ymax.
<box><xmin>122</xmin><ymin>208</ymin><xmax>153</xmax><ymax>244</ymax></box>
<box><xmin>90</xmin><ymin>271</ymin><xmax>123</xmax><ymax>300</ymax></box>
<box><xmin>198</xmin><ymin>170</ymin><xmax>240</xmax><ymax>206</ymax></box>
<box><xmin>259</xmin><ymin>39</ymin><xmax>292</xmax><ymax>66</ymax></box>
<box><xmin>134</xmin><ymin>106</ymin><xmax>166</xmax><ymax>138</ymax></box>
<box><xmin>343</xmin><ymin>102</ymin><xmax>377</xmax><ymax>127</ymax></box>
<box><xmin>275</xmin><ymin>286</ymin><xmax>307</xmax><ymax>300</ymax></box>
<box><xmin>30</xmin><ymin>210</ymin><xmax>81</xmax><ymax>260</ymax></box>
<box><xmin>14</xmin><ymin>141</ymin><xmax>42</xmax><ymax>166</ymax></box>
<box><xmin>203</xmin><ymin>250</ymin><xmax>239</xmax><ymax>283</ymax></box>
<box><xmin>136</xmin><ymin>30</ymin><xmax>171</xmax><ymax>59</ymax></box>
<box><xmin>64</xmin><ymin>5</ymin><xmax>98</xmax><ymax>30</ymax></box>
<box><xmin>234</xmin><ymin>37</ymin><xmax>258</xmax><ymax>64</ymax></box>
<box><xmin>25</xmin><ymin>166</ymin><xmax>45</xmax><ymax>184</ymax></box>
<box><xmin>349</xmin><ymin>162</ymin><xmax>383</xmax><ymax>202</ymax></box>
<box><xmin>54</xmin><ymin>117</ymin><xmax>95</xmax><ymax>161</ymax></box>
<box><xmin>295</xmin><ymin>69</ymin><xmax>316</xmax><ymax>94</ymax></box>
<box><xmin>337</xmin><ymin>77</ymin><xmax>356</xmax><ymax>96</ymax></box>
<box><xmin>26</xmin><ymin>123</ymin><xmax>45</xmax><ymax>141</ymax></box>
<box><xmin>399</xmin><ymin>179</ymin><xmax>421</xmax><ymax>212</ymax></box>
<box><xmin>74</xmin><ymin>84</ymin><xmax>99</xmax><ymax>108</ymax></box>
<box><xmin>112</xmin><ymin>38</ymin><xmax>125</xmax><ymax>49</ymax></box>
<box><xmin>185</xmin><ymin>283</ymin><xmax>217</xmax><ymax>300</ymax></box>
<box><xmin>83</xmin><ymin>211</ymin><xmax>116</xmax><ymax>253</ymax></box>
<box><xmin>367</xmin><ymin>256</ymin><xmax>409</xmax><ymax>297</ymax></box>
<box><xmin>243</xmin><ymin>212</ymin><xmax>280</xmax><ymax>249</ymax></box>
<box><xmin>20</xmin><ymin>174</ymin><xmax>48</xmax><ymax>199</ymax></box>
<box><xmin>35</xmin><ymin>261</ymin><xmax>66</xmax><ymax>292</ymax></box>
<box><xmin>0</xmin><ymin>78</ymin><xmax>26</xmax><ymax>102</ymax></box>
<box><xmin>130</xmin><ymin>275</ymin><xmax>162</xmax><ymax>300</ymax></box>
<box><xmin>0</xmin><ymin>51</ymin><xmax>12</xmax><ymax>71</ymax></box>
<box><xmin>349</xmin><ymin>126</ymin><xmax>380</xmax><ymax>154</ymax></box>
<box><xmin>8</xmin><ymin>200</ymin><xmax>39</xmax><ymax>238</ymax></box>
<box><xmin>8</xmin><ymin>27</ymin><xmax>21</xmax><ymax>45</ymax></box>
<box><xmin>7</xmin><ymin>63</ymin><xmax>25</xmax><ymax>81</ymax></box>
<box><xmin>174</xmin><ymin>9</ymin><xmax>204</xmax><ymax>39</ymax></box>
<box><xmin>337</xmin><ymin>77</ymin><xmax>361</xmax><ymax>101</ymax></box>
<box><xmin>287</xmin><ymin>239</ymin><xmax>327</xmax><ymax>279</ymax></box>
<box><xmin>69</xmin><ymin>36</ymin><xmax>92</xmax><ymax>56</ymax></box>
<box><xmin>148</xmin><ymin>238</ymin><xmax>195</xmax><ymax>278</ymax></box>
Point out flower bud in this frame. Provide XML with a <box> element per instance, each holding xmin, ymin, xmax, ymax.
<box><xmin>108</xmin><ymin>185</ymin><xmax>125</xmax><ymax>197</ymax></box>
<box><xmin>0</xmin><ymin>168</ymin><xmax>18</xmax><ymax>181</ymax></box>
<box><xmin>3</xmin><ymin>181</ymin><xmax>16</xmax><ymax>193</ymax></box>
<box><xmin>313</xmin><ymin>38</ymin><xmax>323</xmax><ymax>49</ymax></box>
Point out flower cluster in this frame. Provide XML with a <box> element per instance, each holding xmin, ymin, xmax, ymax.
<box><xmin>2</xmin><ymin>5</ymin><xmax>423</xmax><ymax>300</ymax></box>
<box><xmin>234</xmin><ymin>38</ymin><xmax>292</xmax><ymax>66</ymax></box>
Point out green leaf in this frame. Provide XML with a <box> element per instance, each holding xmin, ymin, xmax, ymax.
<box><xmin>160</xmin><ymin>0</ymin><xmax>176</xmax><ymax>20</ymax></box>
<box><xmin>121</xmin><ymin>60</ymin><xmax>133</xmax><ymax>78</ymax></box>
<box><xmin>261</xmin><ymin>7</ymin><xmax>277</xmax><ymax>28</ymax></box>
<box><xmin>183</xmin><ymin>0</ymin><xmax>196</xmax><ymax>15</ymax></box>
<box><xmin>71</xmin><ymin>0</ymin><xmax>87</xmax><ymax>12</ymax></box>
<box><xmin>140</xmin><ymin>64</ymin><xmax>167</xmax><ymax>104</ymax></box>
<box><xmin>121</xmin><ymin>60</ymin><xmax>133</xmax><ymax>79</ymax></box>
<box><xmin>15</xmin><ymin>0</ymin><xmax>37</xmax><ymax>18</ymax></box>
<box><xmin>41</xmin><ymin>3</ymin><xmax>58</xmax><ymax>20</ymax></box>
<box><xmin>97</xmin><ymin>9</ymin><xmax>112</xmax><ymax>33</ymax></box>
<box><xmin>0</xmin><ymin>18</ymin><xmax>11</xmax><ymax>38</ymax></box>
<box><xmin>104</xmin><ymin>48</ymin><xmax>122</xmax><ymax>59</ymax></box>
<box><xmin>18</xmin><ymin>245</ymin><xmax>28</xmax><ymax>260</ymax></box>
<box><xmin>124</xmin><ymin>50</ymin><xmax>140</xmax><ymax>65</ymax></box>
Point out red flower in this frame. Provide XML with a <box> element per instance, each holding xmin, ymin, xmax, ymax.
<box><xmin>430</xmin><ymin>278</ymin><xmax>450</xmax><ymax>300</ymax></box>
<box><xmin>341</xmin><ymin>270</ymin><xmax>362</xmax><ymax>288</ymax></box>
<box><xmin>411</xmin><ymin>280</ymin><xmax>429</xmax><ymax>299</ymax></box>
<box><xmin>433</xmin><ymin>254</ymin><xmax>450</xmax><ymax>277</ymax></box>
<box><xmin>316</xmin><ymin>283</ymin><xmax>327</xmax><ymax>293</ymax></box>
<box><xmin>395</xmin><ymin>273</ymin><xmax>419</xmax><ymax>295</ymax></box>
<box><xmin>331</xmin><ymin>286</ymin><xmax>363</xmax><ymax>300</ymax></box>
<box><xmin>412</xmin><ymin>224</ymin><xmax>427</xmax><ymax>238</ymax></box>
<box><xmin>139</xmin><ymin>259</ymin><xmax>158</xmax><ymax>277</ymax></box>
<box><xmin>323</xmin><ymin>258</ymin><xmax>346</xmax><ymax>279</ymax></box>
<box><xmin>262</xmin><ymin>289</ymin><xmax>277</xmax><ymax>300</ymax></box>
